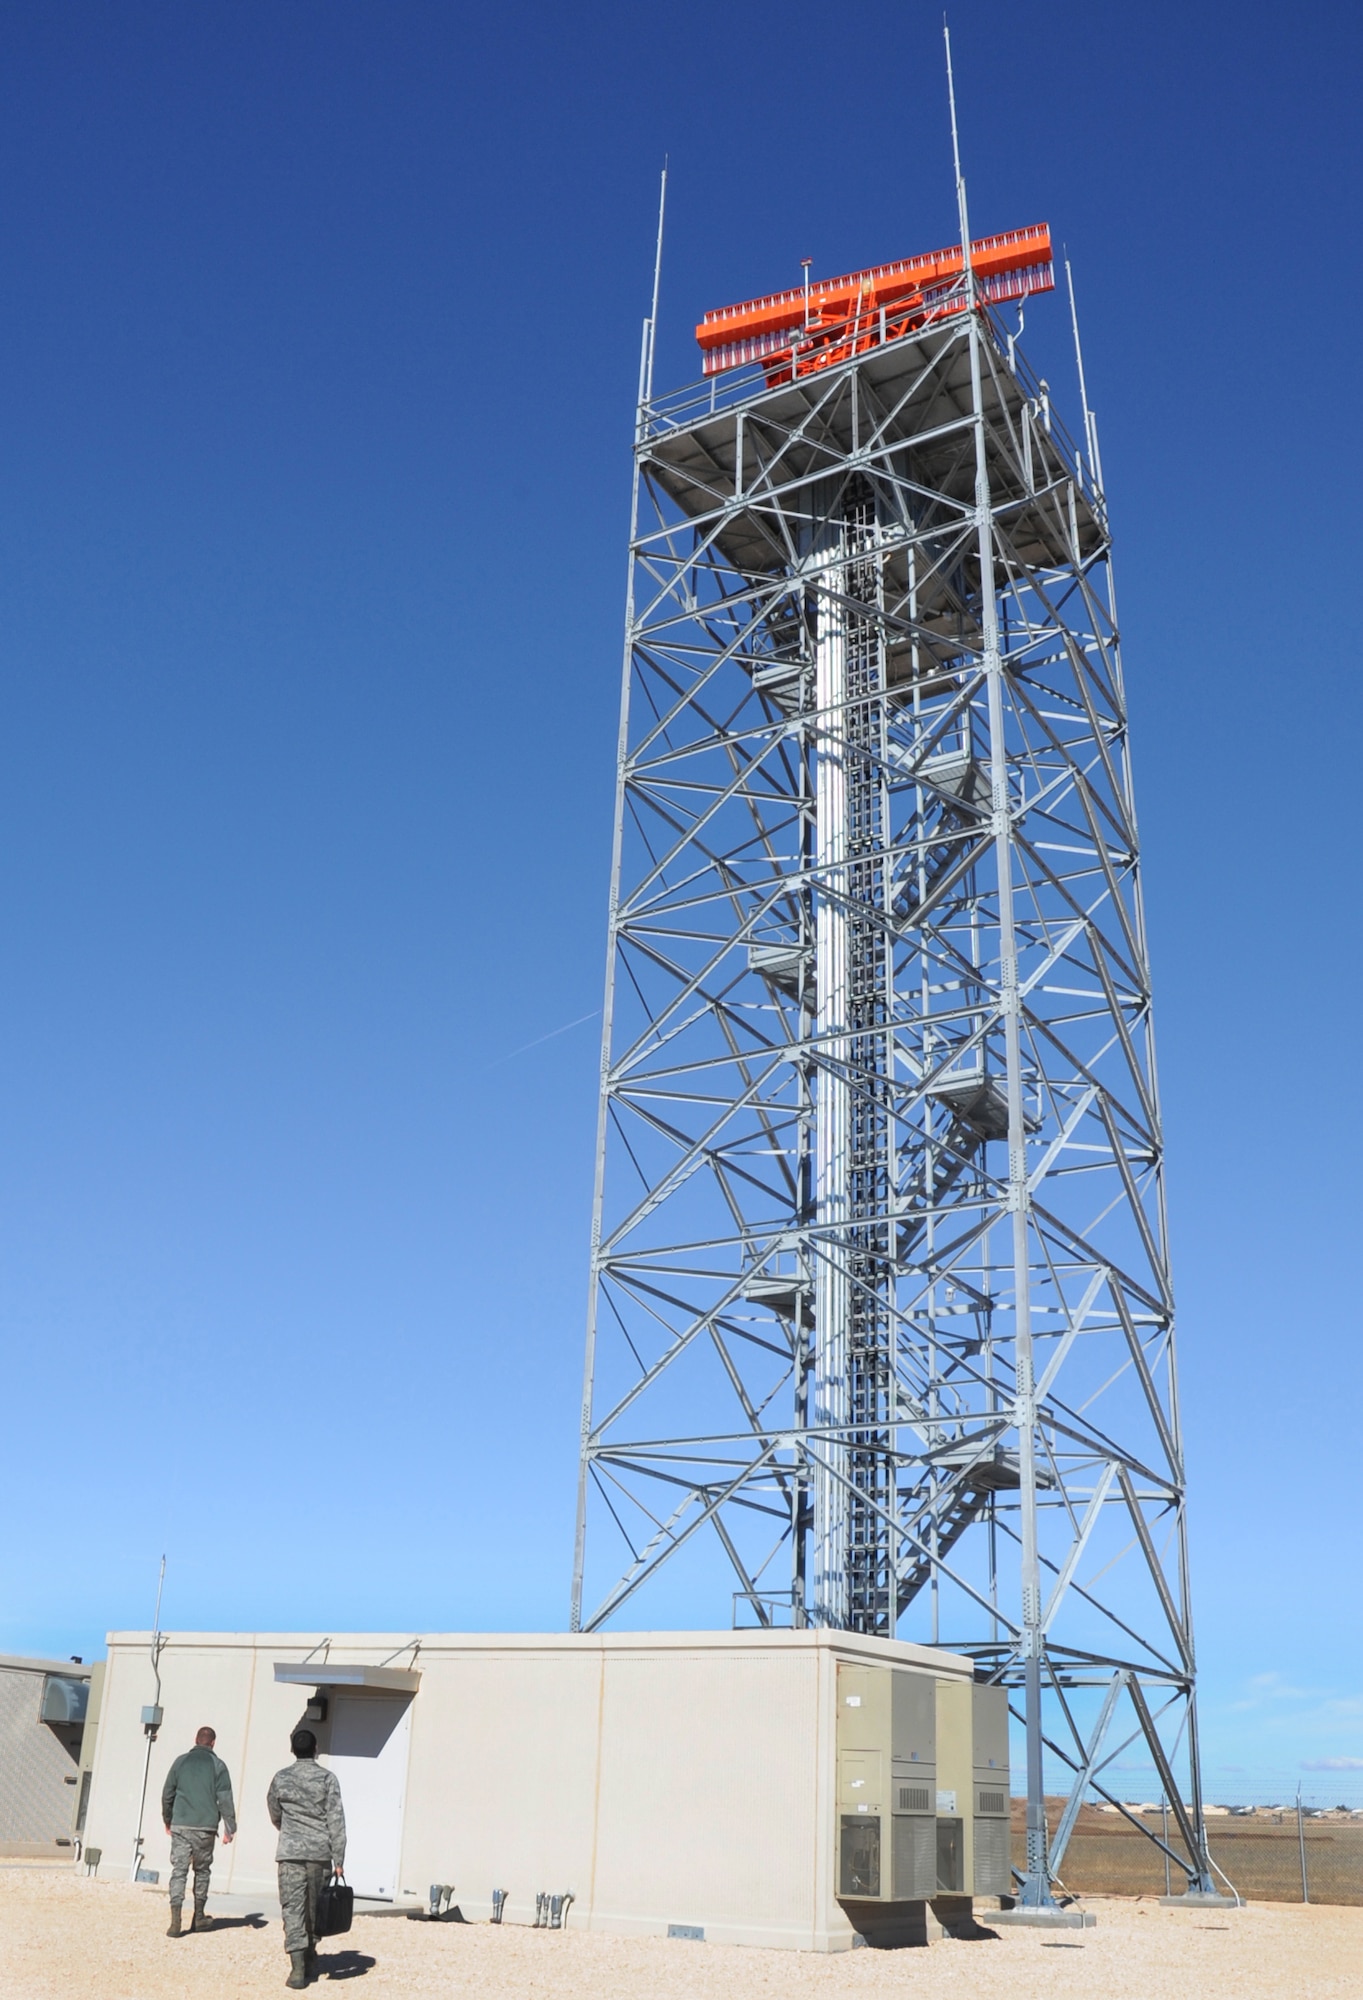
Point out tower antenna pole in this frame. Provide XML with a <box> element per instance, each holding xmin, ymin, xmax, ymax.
<box><xmin>1065</xmin><ymin>255</ymin><xmax>1103</xmax><ymax>492</ymax></box>
<box><xmin>943</xmin><ymin>21</ymin><xmax>975</xmax><ymax>305</ymax></box>
<box><xmin>643</xmin><ymin>161</ymin><xmax>668</xmax><ymax>405</ymax></box>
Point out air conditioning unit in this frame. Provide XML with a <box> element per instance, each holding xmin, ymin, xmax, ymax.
<box><xmin>834</xmin><ymin>1664</ymin><xmax>1011</xmax><ymax>1903</ymax></box>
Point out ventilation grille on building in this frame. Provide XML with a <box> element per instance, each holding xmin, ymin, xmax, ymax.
<box><xmin>974</xmin><ymin>1814</ymin><xmax>1012</xmax><ymax>1895</ymax></box>
<box><xmin>839</xmin><ymin>1814</ymin><xmax>881</xmax><ymax>1898</ymax></box>
<box><xmin>978</xmin><ymin>1789</ymin><xmax>1007</xmax><ymax>1816</ymax></box>
<box><xmin>898</xmin><ymin>1785</ymin><xmax>931</xmax><ymax>1813</ymax></box>
<box><xmin>892</xmin><ymin>1812</ymin><xmax>938</xmax><ymax>1898</ymax></box>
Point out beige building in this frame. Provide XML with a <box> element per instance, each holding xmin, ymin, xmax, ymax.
<box><xmin>83</xmin><ymin>1628</ymin><xmax>1010</xmax><ymax>1951</ymax></box>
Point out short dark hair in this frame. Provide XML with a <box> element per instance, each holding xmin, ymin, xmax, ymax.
<box><xmin>290</xmin><ymin>1727</ymin><xmax>318</xmax><ymax>1758</ymax></box>
<box><xmin>195</xmin><ymin>1726</ymin><xmax>216</xmax><ymax>1747</ymax></box>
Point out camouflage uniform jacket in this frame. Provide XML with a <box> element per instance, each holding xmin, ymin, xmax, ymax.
<box><xmin>267</xmin><ymin>1758</ymin><xmax>346</xmax><ymax>1865</ymax></box>
<box><xmin>161</xmin><ymin>1746</ymin><xmax>237</xmax><ymax>1834</ymax></box>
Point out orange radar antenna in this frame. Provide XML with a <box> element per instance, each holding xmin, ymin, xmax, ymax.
<box><xmin>695</xmin><ymin>225</ymin><xmax>1054</xmax><ymax>383</ymax></box>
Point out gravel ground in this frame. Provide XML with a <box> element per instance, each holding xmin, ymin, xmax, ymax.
<box><xmin>2</xmin><ymin>1867</ymin><xmax>1361</xmax><ymax>2000</ymax></box>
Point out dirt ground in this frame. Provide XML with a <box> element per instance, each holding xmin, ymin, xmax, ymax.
<box><xmin>2</xmin><ymin>1867</ymin><xmax>1362</xmax><ymax>2000</ymax></box>
<box><xmin>1015</xmin><ymin>1801</ymin><xmax>1363</xmax><ymax>1905</ymax></box>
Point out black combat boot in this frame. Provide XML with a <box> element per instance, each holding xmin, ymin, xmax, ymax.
<box><xmin>166</xmin><ymin>1904</ymin><xmax>183</xmax><ymax>1938</ymax></box>
<box><xmin>191</xmin><ymin>1899</ymin><xmax>210</xmax><ymax>1932</ymax></box>
<box><xmin>286</xmin><ymin>1950</ymin><xmax>309</xmax><ymax>1988</ymax></box>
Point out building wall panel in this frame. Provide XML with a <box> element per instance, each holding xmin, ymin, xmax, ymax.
<box><xmin>592</xmin><ymin>1646</ymin><xmax>817</xmax><ymax>1944</ymax></box>
<box><xmin>399</xmin><ymin>1644</ymin><xmax>605</xmax><ymax>1912</ymax></box>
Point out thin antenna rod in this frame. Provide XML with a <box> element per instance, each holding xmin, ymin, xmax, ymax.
<box><xmin>130</xmin><ymin>1554</ymin><xmax>167</xmax><ymax>1882</ymax></box>
<box><xmin>643</xmin><ymin>160</ymin><xmax>668</xmax><ymax>404</ymax></box>
<box><xmin>1065</xmin><ymin>255</ymin><xmax>1102</xmax><ymax>490</ymax></box>
<box><xmin>943</xmin><ymin>20</ymin><xmax>975</xmax><ymax>300</ymax></box>
<box><xmin>151</xmin><ymin>1553</ymin><xmax>166</xmax><ymax>1651</ymax></box>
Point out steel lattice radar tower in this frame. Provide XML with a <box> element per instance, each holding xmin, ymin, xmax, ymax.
<box><xmin>572</xmin><ymin>140</ymin><xmax>1218</xmax><ymax>1906</ymax></box>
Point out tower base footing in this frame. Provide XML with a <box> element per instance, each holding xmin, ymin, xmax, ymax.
<box><xmin>990</xmin><ymin>1905</ymin><xmax>1096</xmax><ymax>1929</ymax></box>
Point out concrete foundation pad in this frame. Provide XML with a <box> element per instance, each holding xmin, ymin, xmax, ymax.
<box><xmin>990</xmin><ymin>1905</ymin><xmax>1096</xmax><ymax>1929</ymax></box>
<box><xmin>1158</xmin><ymin>1892</ymin><xmax>1241</xmax><ymax>1909</ymax></box>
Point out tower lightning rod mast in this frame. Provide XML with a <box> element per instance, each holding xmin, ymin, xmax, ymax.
<box><xmin>644</xmin><ymin>161</ymin><xmax>668</xmax><ymax>404</ymax></box>
<box><xmin>1065</xmin><ymin>255</ymin><xmax>1102</xmax><ymax>491</ymax></box>
<box><xmin>944</xmin><ymin>14</ymin><xmax>1053</xmax><ymax>1912</ymax></box>
<box><xmin>943</xmin><ymin>20</ymin><xmax>974</xmax><ymax>304</ymax></box>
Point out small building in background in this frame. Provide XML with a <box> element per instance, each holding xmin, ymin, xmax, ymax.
<box><xmin>0</xmin><ymin>1652</ymin><xmax>97</xmax><ymax>1856</ymax></box>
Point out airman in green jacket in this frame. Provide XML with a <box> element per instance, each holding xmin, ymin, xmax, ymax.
<box><xmin>160</xmin><ymin>1726</ymin><xmax>236</xmax><ymax>1936</ymax></box>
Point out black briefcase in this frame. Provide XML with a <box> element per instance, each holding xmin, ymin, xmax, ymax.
<box><xmin>316</xmin><ymin>1873</ymin><xmax>354</xmax><ymax>1938</ymax></box>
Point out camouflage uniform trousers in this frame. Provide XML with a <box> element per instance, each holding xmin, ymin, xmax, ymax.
<box><xmin>168</xmin><ymin>1827</ymin><xmax>217</xmax><ymax>1909</ymax></box>
<box><xmin>278</xmin><ymin>1859</ymin><xmax>329</xmax><ymax>1954</ymax></box>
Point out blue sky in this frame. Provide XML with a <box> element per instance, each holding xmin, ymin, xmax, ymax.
<box><xmin>0</xmin><ymin>0</ymin><xmax>1358</xmax><ymax>1793</ymax></box>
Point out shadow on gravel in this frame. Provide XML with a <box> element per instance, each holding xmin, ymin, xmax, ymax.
<box><xmin>201</xmin><ymin>1914</ymin><xmax>269</xmax><ymax>1930</ymax></box>
<box><xmin>316</xmin><ymin>1950</ymin><xmax>377</xmax><ymax>1980</ymax></box>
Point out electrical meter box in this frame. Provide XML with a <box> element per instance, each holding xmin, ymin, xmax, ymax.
<box><xmin>836</xmin><ymin>1664</ymin><xmax>1010</xmax><ymax>1903</ymax></box>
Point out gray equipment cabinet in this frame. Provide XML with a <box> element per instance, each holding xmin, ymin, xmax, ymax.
<box><xmin>972</xmin><ymin>1684</ymin><xmax>1012</xmax><ymax>1895</ymax></box>
<box><xmin>835</xmin><ymin>1662</ymin><xmax>1011</xmax><ymax>1905</ymax></box>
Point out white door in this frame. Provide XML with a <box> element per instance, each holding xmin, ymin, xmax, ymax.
<box><xmin>324</xmin><ymin>1694</ymin><xmax>412</xmax><ymax>1900</ymax></box>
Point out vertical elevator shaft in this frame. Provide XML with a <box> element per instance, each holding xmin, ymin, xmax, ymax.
<box><xmin>813</xmin><ymin>488</ymin><xmax>894</xmax><ymax>1634</ymax></box>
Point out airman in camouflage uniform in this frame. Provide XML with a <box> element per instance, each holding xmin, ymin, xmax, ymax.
<box><xmin>160</xmin><ymin>1725</ymin><xmax>236</xmax><ymax>1936</ymax></box>
<box><xmin>267</xmin><ymin>1727</ymin><xmax>347</xmax><ymax>1989</ymax></box>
